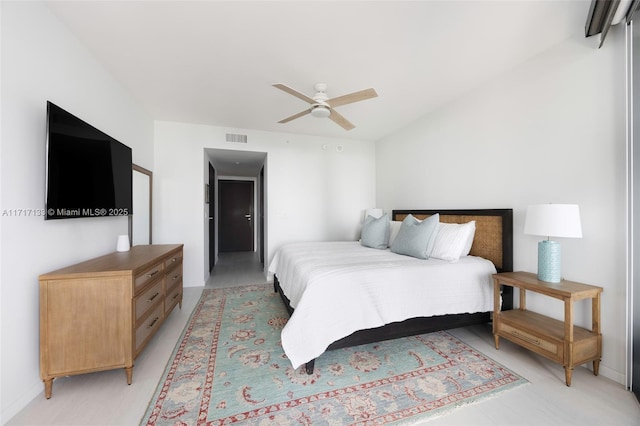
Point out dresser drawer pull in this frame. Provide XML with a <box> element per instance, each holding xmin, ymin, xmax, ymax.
<box><xmin>147</xmin><ymin>270</ymin><xmax>160</xmax><ymax>278</ymax></box>
<box><xmin>172</xmin><ymin>292</ymin><xmax>180</xmax><ymax>300</ymax></box>
<box><xmin>172</xmin><ymin>274</ymin><xmax>179</xmax><ymax>281</ymax></box>
<box><xmin>148</xmin><ymin>317</ymin><xmax>159</xmax><ymax>329</ymax></box>
<box><xmin>511</xmin><ymin>330</ymin><xmax>540</xmax><ymax>346</ymax></box>
<box><xmin>146</xmin><ymin>292</ymin><xmax>160</xmax><ymax>303</ymax></box>
<box><xmin>171</xmin><ymin>258</ymin><xmax>177</xmax><ymax>262</ymax></box>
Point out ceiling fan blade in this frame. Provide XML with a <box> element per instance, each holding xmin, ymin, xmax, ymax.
<box><xmin>329</xmin><ymin>109</ymin><xmax>355</xmax><ymax>131</ymax></box>
<box><xmin>326</xmin><ymin>88</ymin><xmax>378</xmax><ymax>108</ymax></box>
<box><xmin>273</xmin><ymin>84</ymin><xmax>315</xmax><ymax>104</ymax></box>
<box><xmin>278</xmin><ymin>108</ymin><xmax>311</xmax><ymax>124</ymax></box>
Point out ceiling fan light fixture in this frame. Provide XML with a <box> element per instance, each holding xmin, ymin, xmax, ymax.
<box><xmin>310</xmin><ymin>105</ymin><xmax>330</xmax><ymax>118</ymax></box>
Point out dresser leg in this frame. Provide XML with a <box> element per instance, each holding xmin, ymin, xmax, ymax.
<box><xmin>593</xmin><ymin>359</ymin><xmax>600</xmax><ymax>376</ymax></box>
<box><xmin>44</xmin><ymin>379</ymin><xmax>53</xmax><ymax>399</ymax></box>
<box><xmin>565</xmin><ymin>367</ymin><xmax>573</xmax><ymax>387</ymax></box>
<box><xmin>125</xmin><ymin>366</ymin><xmax>133</xmax><ymax>385</ymax></box>
<box><xmin>494</xmin><ymin>334</ymin><xmax>500</xmax><ymax>349</ymax></box>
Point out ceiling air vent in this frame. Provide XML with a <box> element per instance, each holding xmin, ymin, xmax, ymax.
<box><xmin>226</xmin><ymin>133</ymin><xmax>248</xmax><ymax>143</ymax></box>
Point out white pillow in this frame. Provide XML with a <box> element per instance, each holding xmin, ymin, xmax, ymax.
<box><xmin>430</xmin><ymin>221</ymin><xmax>476</xmax><ymax>262</ymax></box>
<box><xmin>461</xmin><ymin>221</ymin><xmax>476</xmax><ymax>256</ymax></box>
<box><xmin>388</xmin><ymin>221</ymin><xmax>403</xmax><ymax>246</ymax></box>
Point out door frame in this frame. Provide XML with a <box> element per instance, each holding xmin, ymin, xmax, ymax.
<box><xmin>627</xmin><ymin>18</ymin><xmax>639</xmax><ymax>401</ymax></box>
<box><xmin>209</xmin><ymin>162</ymin><xmax>216</xmax><ymax>271</ymax></box>
<box><xmin>260</xmin><ymin>166</ymin><xmax>264</xmax><ymax>264</ymax></box>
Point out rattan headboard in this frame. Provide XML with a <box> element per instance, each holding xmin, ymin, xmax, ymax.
<box><xmin>392</xmin><ymin>209</ymin><xmax>513</xmax><ymax>272</ymax></box>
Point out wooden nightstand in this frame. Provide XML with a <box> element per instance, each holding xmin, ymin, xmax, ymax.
<box><xmin>492</xmin><ymin>271</ymin><xmax>603</xmax><ymax>386</ymax></box>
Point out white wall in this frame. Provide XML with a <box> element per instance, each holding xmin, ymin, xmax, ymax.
<box><xmin>376</xmin><ymin>29</ymin><xmax>627</xmax><ymax>384</ymax></box>
<box><xmin>0</xmin><ymin>2</ymin><xmax>154</xmax><ymax>421</ymax></box>
<box><xmin>154</xmin><ymin>121</ymin><xmax>376</xmax><ymax>286</ymax></box>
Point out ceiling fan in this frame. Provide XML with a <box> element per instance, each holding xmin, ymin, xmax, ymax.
<box><xmin>273</xmin><ymin>83</ymin><xmax>378</xmax><ymax>131</ymax></box>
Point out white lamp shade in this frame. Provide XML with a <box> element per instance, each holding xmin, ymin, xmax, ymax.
<box><xmin>524</xmin><ymin>204</ymin><xmax>582</xmax><ymax>238</ymax></box>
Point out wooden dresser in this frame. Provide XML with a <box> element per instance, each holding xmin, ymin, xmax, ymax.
<box><xmin>39</xmin><ymin>244</ymin><xmax>183</xmax><ymax>398</ymax></box>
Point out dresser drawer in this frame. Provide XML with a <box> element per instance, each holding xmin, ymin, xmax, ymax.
<box><xmin>165</xmin><ymin>282</ymin><xmax>182</xmax><ymax>315</ymax></box>
<box><xmin>500</xmin><ymin>322</ymin><xmax>562</xmax><ymax>360</ymax></box>
<box><xmin>135</xmin><ymin>280</ymin><xmax>163</xmax><ymax>322</ymax></box>
<box><xmin>165</xmin><ymin>267</ymin><xmax>183</xmax><ymax>292</ymax></box>
<box><xmin>135</xmin><ymin>262</ymin><xmax>163</xmax><ymax>291</ymax></box>
<box><xmin>165</xmin><ymin>252</ymin><xmax>182</xmax><ymax>271</ymax></box>
<box><xmin>135</xmin><ymin>304</ymin><xmax>163</xmax><ymax>353</ymax></box>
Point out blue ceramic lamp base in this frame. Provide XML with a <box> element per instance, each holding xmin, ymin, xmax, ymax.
<box><xmin>538</xmin><ymin>240</ymin><xmax>561</xmax><ymax>283</ymax></box>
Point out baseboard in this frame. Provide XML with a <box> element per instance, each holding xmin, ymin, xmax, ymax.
<box><xmin>2</xmin><ymin>381</ymin><xmax>43</xmax><ymax>424</ymax></box>
<box><xmin>596</xmin><ymin>364</ymin><xmax>626</xmax><ymax>387</ymax></box>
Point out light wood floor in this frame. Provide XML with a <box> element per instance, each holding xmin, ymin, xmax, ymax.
<box><xmin>8</xmin><ymin>252</ymin><xmax>640</xmax><ymax>425</ymax></box>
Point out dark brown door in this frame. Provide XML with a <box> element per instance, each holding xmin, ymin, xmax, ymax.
<box><xmin>219</xmin><ymin>180</ymin><xmax>254</xmax><ymax>252</ymax></box>
<box><xmin>208</xmin><ymin>163</ymin><xmax>216</xmax><ymax>271</ymax></box>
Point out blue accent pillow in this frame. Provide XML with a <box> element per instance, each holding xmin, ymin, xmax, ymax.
<box><xmin>361</xmin><ymin>213</ymin><xmax>390</xmax><ymax>249</ymax></box>
<box><xmin>390</xmin><ymin>213</ymin><xmax>440</xmax><ymax>259</ymax></box>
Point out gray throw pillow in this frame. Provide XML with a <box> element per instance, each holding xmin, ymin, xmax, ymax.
<box><xmin>390</xmin><ymin>213</ymin><xmax>439</xmax><ymax>259</ymax></box>
<box><xmin>361</xmin><ymin>213</ymin><xmax>390</xmax><ymax>249</ymax></box>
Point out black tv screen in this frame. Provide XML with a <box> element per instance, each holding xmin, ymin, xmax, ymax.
<box><xmin>45</xmin><ymin>102</ymin><xmax>132</xmax><ymax>220</ymax></box>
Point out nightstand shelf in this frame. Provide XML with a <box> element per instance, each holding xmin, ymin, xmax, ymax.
<box><xmin>492</xmin><ymin>271</ymin><xmax>602</xmax><ymax>386</ymax></box>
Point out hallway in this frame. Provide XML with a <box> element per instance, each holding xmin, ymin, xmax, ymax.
<box><xmin>206</xmin><ymin>251</ymin><xmax>268</xmax><ymax>288</ymax></box>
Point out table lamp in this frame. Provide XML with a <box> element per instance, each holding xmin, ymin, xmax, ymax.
<box><xmin>524</xmin><ymin>204</ymin><xmax>582</xmax><ymax>283</ymax></box>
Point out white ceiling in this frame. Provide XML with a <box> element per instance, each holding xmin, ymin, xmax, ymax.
<box><xmin>46</xmin><ymin>1</ymin><xmax>590</xmax><ymax>143</ymax></box>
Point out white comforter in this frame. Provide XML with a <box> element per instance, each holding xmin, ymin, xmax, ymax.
<box><xmin>268</xmin><ymin>241</ymin><xmax>497</xmax><ymax>369</ymax></box>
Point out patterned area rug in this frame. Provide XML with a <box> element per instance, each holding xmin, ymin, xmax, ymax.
<box><xmin>141</xmin><ymin>285</ymin><xmax>527</xmax><ymax>425</ymax></box>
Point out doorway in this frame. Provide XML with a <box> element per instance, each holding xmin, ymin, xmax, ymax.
<box><xmin>218</xmin><ymin>180</ymin><xmax>254</xmax><ymax>252</ymax></box>
<box><xmin>206</xmin><ymin>148</ymin><xmax>267</xmax><ymax>281</ymax></box>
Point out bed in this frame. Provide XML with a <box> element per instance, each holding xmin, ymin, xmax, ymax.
<box><xmin>269</xmin><ymin>208</ymin><xmax>513</xmax><ymax>374</ymax></box>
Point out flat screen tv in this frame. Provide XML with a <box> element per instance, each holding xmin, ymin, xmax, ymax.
<box><xmin>45</xmin><ymin>101</ymin><xmax>132</xmax><ymax>220</ymax></box>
